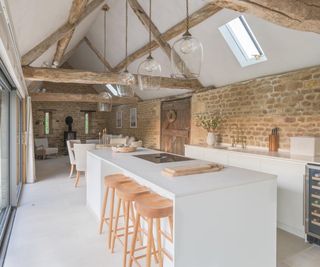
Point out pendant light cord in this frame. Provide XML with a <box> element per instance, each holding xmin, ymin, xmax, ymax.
<box><xmin>186</xmin><ymin>0</ymin><xmax>189</xmax><ymax>32</ymax></box>
<box><xmin>149</xmin><ymin>0</ymin><xmax>152</xmax><ymax>57</ymax></box>
<box><xmin>103</xmin><ymin>8</ymin><xmax>107</xmax><ymax>73</ymax></box>
<box><xmin>125</xmin><ymin>0</ymin><xmax>129</xmax><ymax>72</ymax></box>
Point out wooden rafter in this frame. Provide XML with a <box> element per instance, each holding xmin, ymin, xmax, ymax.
<box><xmin>27</xmin><ymin>81</ymin><xmax>42</xmax><ymax>93</ymax></box>
<box><xmin>21</xmin><ymin>0</ymin><xmax>106</xmax><ymax>66</ymax></box>
<box><xmin>214</xmin><ymin>0</ymin><xmax>320</xmax><ymax>34</ymax></box>
<box><xmin>22</xmin><ymin>67</ymin><xmax>199</xmax><ymax>90</ymax></box>
<box><xmin>30</xmin><ymin>92</ymin><xmax>138</xmax><ymax>105</ymax></box>
<box><xmin>52</xmin><ymin>0</ymin><xmax>89</xmax><ymax>66</ymax></box>
<box><xmin>84</xmin><ymin>37</ymin><xmax>114</xmax><ymax>71</ymax></box>
<box><xmin>128</xmin><ymin>0</ymin><xmax>202</xmax><ymax>87</ymax></box>
<box><xmin>114</xmin><ymin>3</ymin><xmax>222</xmax><ymax>72</ymax></box>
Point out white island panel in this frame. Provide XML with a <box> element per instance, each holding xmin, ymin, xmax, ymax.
<box><xmin>86</xmin><ymin>148</ymin><xmax>277</xmax><ymax>267</ymax></box>
<box><xmin>174</xmin><ymin>179</ymin><xmax>277</xmax><ymax>267</ymax></box>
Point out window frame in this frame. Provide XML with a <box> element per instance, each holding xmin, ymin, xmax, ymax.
<box><xmin>44</xmin><ymin>111</ymin><xmax>50</xmax><ymax>135</ymax></box>
<box><xmin>219</xmin><ymin>15</ymin><xmax>267</xmax><ymax>67</ymax></box>
<box><xmin>106</xmin><ymin>84</ymin><xmax>119</xmax><ymax>96</ymax></box>
<box><xmin>84</xmin><ymin>112</ymin><xmax>90</xmax><ymax>135</ymax></box>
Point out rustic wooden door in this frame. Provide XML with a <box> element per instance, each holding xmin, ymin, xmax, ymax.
<box><xmin>161</xmin><ymin>98</ymin><xmax>191</xmax><ymax>155</ymax></box>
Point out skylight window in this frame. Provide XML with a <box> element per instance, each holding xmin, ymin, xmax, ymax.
<box><xmin>106</xmin><ymin>84</ymin><xmax>119</xmax><ymax>96</ymax></box>
<box><xmin>219</xmin><ymin>15</ymin><xmax>267</xmax><ymax>67</ymax></box>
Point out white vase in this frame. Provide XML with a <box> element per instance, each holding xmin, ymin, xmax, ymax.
<box><xmin>206</xmin><ymin>132</ymin><xmax>216</xmax><ymax>146</ymax></box>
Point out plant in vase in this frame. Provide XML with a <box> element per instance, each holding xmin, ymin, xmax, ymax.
<box><xmin>196</xmin><ymin>114</ymin><xmax>223</xmax><ymax>146</ymax></box>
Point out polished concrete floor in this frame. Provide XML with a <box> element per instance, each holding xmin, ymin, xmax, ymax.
<box><xmin>4</xmin><ymin>156</ymin><xmax>320</xmax><ymax>267</ymax></box>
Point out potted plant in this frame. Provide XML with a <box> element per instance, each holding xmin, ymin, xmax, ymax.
<box><xmin>196</xmin><ymin>114</ymin><xmax>223</xmax><ymax>146</ymax></box>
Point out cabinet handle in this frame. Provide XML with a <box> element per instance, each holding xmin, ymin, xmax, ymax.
<box><xmin>303</xmin><ymin>175</ymin><xmax>306</xmax><ymax>225</ymax></box>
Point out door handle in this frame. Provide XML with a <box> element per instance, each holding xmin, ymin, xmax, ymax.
<box><xmin>303</xmin><ymin>174</ymin><xmax>306</xmax><ymax>227</ymax></box>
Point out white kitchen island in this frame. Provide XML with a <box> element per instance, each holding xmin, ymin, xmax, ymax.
<box><xmin>86</xmin><ymin>148</ymin><xmax>277</xmax><ymax>267</ymax></box>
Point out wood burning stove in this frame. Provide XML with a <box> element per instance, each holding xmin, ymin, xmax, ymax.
<box><xmin>64</xmin><ymin>116</ymin><xmax>76</xmax><ymax>152</ymax></box>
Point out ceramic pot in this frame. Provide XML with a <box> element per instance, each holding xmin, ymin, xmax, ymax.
<box><xmin>206</xmin><ymin>132</ymin><xmax>216</xmax><ymax>146</ymax></box>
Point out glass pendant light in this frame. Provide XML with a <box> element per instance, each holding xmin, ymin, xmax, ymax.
<box><xmin>171</xmin><ymin>0</ymin><xmax>203</xmax><ymax>79</ymax></box>
<box><xmin>116</xmin><ymin>0</ymin><xmax>135</xmax><ymax>97</ymax></box>
<box><xmin>97</xmin><ymin>92</ymin><xmax>112</xmax><ymax>112</ymax></box>
<box><xmin>100</xmin><ymin>5</ymin><xmax>113</xmax><ymax>111</ymax></box>
<box><xmin>137</xmin><ymin>0</ymin><xmax>161</xmax><ymax>90</ymax></box>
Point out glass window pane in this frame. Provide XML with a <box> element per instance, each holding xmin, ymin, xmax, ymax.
<box><xmin>219</xmin><ymin>15</ymin><xmax>267</xmax><ymax>67</ymax></box>
<box><xmin>106</xmin><ymin>84</ymin><xmax>119</xmax><ymax>96</ymax></box>
<box><xmin>0</xmin><ymin>88</ymin><xmax>10</xmax><ymax>223</ymax></box>
<box><xmin>44</xmin><ymin>112</ymin><xmax>49</xmax><ymax>135</ymax></box>
<box><xmin>16</xmin><ymin>97</ymin><xmax>22</xmax><ymax>187</ymax></box>
<box><xmin>227</xmin><ymin>17</ymin><xmax>261</xmax><ymax>59</ymax></box>
<box><xmin>85</xmin><ymin>113</ymin><xmax>89</xmax><ymax>135</ymax></box>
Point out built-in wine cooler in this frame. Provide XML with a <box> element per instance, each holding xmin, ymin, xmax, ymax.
<box><xmin>305</xmin><ymin>164</ymin><xmax>320</xmax><ymax>245</ymax></box>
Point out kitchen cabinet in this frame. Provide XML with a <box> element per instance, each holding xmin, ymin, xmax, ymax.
<box><xmin>185</xmin><ymin>144</ymin><xmax>306</xmax><ymax>238</ymax></box>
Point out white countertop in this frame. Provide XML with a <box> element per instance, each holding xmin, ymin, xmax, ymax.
<box><xmin>186</xmin><ymin>144</ymin><xmax>320</xmax><ymax>164</ymax></box>
<box><xmin>88</xmin><ymin>148</ymin><xmax>276</xmax><ymax>198</ymax></box>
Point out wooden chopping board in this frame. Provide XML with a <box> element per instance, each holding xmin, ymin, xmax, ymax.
<box><xmin>162</xmin><ymin>163</ymin><xmax>224</xmax><ymax>177</ymax></box>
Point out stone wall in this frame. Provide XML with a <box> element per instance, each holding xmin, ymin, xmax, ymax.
<box><xmin>106</xmin><ymin>100</ymin><xmax>161</xmax><ymax>149</ymax></box>
<box><xmin>33</xmin><ymin>66</ymin><xmax>320</xmax><ymax>153</ymax></box>
<box><xmin>107</xmin><ymin>66</ymin><xmax>320</xmax><ymax>151</ymax></box>
<box><xmin>191</xmin><ymin>66</ymin><xmax>320</xmax><ymax>150</ymax></box>
<box><xmin>32</xmin><ymin>82</ymin><xmax>108</xmax><ymax>154</ymax></box>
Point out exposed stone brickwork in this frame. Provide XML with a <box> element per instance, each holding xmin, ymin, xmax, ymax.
<box><xmin>191</xmin><ymin>66</ymin><xmax>320</xmax><ymax>150</ymax></box>
<box><xmin>33</xmin><ymin>66</ymin><xmax>320</xmax><ymax>153</ymax></box>
<box><xmin>42</xmin><ymin>81</ymin><xmax>98</xmax><ymax>94</ymax></box>
<box><xmin>32</xmin><ymin>82</ymin><xmax>108</xmax><ymax>154</ymax></box>
<box><xmin>106</xmin><ymin>100</ymin><xmax>161</xmax><ymax>149</ymax></box>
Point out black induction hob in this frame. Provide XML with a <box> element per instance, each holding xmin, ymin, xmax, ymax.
<box><xmin>133</xmin><ymin>153</ymin><xmax>194</xmax><ymax>164</ymax></box>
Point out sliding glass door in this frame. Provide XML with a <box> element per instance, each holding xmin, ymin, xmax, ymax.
<box><xmin>0</xmin><ymin>60</ymin><xmax>23</xmax><ymax>248</ymax></box>
<box><xmin>15</xmin><ymin>94</ymin><xmax>22</xmax><ymax>197</ymax></box>
<box><xmin>0</xmin><ymin>81</ymin><xmax>10</xmax><ymax>232</ymax></box>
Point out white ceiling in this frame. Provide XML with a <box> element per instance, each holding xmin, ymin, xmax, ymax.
<box><xmin>7</xmin><ymin>0</ymin><xmax>320</xmax><ymax>99</ymax></box>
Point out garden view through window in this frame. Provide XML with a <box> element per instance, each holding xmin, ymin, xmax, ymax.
<box><xmin>44</xmin><ymin>111</ymin><xmax>50</xmax><ymax>135</ymax></box>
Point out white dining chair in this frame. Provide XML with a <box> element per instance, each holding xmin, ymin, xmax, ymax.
<box><xmin>67</xmin><ymin>140</ymin><xmax>81</xmax><ymax>178</ymax></box>
<box><xmin>73</xmin><ymin>144</ymin><xmax>96</xmax><ymax>187</ymax></box>
<box><xmin>86</xmin><ymin>139</ymin><xmax>100</xmax><ymax>144</ymax></box>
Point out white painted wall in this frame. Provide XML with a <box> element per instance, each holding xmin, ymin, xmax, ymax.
<box><xmin>7</xmin><ymin>0</ymin><xmax>103</xmax><ymax>67</ymax></box>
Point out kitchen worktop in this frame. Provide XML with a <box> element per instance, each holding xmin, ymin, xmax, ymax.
<box><xmin>187</xmin><ymin>144</ymin><xmax>320</xmax><ymax>164</ymax></box>
<box><xmin>86</xmin><ymin>147</ymin><xmax>277</xmax><ymax>267</ymax></box>
<box><xmin>88</xmin><ymin>148</ymin><xmax>276</xmax><ymax>198</ymax></box>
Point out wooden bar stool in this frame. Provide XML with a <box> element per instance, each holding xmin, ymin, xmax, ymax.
<box><xmin>98</xmin><ymin>174</ymin><xmax>131</xmax><ymax>249</ymax></box>
<box><xmin>111</xmin><ymin>181</ymin><xmax>152</xmax><ymax>267</ymax></box>
<box><xmin>129</xmin><ymin>194</ymin><xmax>173</xmax><ymax>267</ymax></box>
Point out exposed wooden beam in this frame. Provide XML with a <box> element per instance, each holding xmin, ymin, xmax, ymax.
<box><xmin>114</xmin><ymin>3</ymin><xmax>222</xmax><ymax>72</ymax></box>
<box><xmin>128</xmin><ymin>0</ymin><xmax>202</xmax><ymax>87</ymax></box>
<box><xmin>83</xmin><ymin>37</ymin><xmax>114</xmax><ymax>71</ymax></box>
<box><xmin>128</xmin><ymin>0</ymin><xmax>171</xmax><ymax>57</ymax></box>
<box><xmin>22</xmin><ymin>67</ymin><xmax>198</xmax><ymax>90</ymax></box>
<box><xmin>52</xmin><ymin>0</ymin><xmax>89</xmax><ymax>66</ymax></box>
<box><xmin>21</xmin><ymin>0</ymin><xmax>106</xmax><ymax>66</ymax></box>
<box><xmin>214</xmin><ymin>0</ymin><xmax>320</xmax><ymax>34</ymax></box>
<box><xmin>30</xmin><ymin>92</ymin><xmax>138</xmax><ymax>105</ymax></box>
<box><xmin>26</xmin><ymin>81</ymin><xmax>43</xmax><ymax>93</ymax></box>
<box><xmin>23</xmin><ymin>67</ymin><xmax>134</xmax><ymax>85</ymax></box>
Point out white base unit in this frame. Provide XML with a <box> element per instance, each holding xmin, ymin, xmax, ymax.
<box><xmin>185</xmin><ymin>144</ymin><xmax>306</xmax><ymax>238</ymax></box>
<box><xmin>87</xmin><ymin>148</ymin><xmax>277</xmax><ymax>267</ymax></box>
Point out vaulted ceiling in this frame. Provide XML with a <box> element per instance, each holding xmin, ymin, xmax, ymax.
<box><xmin>7</xmin><ymin>0</ymin><xmax>320</xmax><ymax>100</ymax></box>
